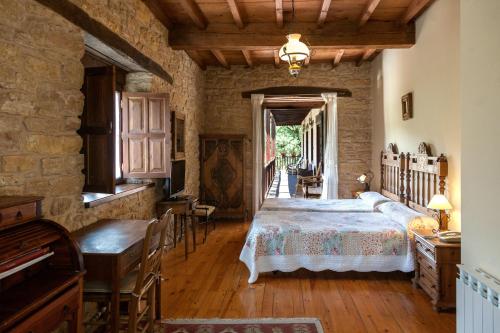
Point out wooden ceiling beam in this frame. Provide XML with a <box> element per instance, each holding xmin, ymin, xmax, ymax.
<box><xmin>317</xmin><ymin>0</ymin><xmax>332</xmax><ymax>27</ymax></box>
<box><xmin>211</xmin><ymin>50</ymin><xmax>230</xmax><ymax>69</ymax></box>
<box><xmin>275</xmin><ymin>0</ymin><xmax>284</xmax><ymax>28</ymax></box>
<box><xmin>401</xmin><ymin>0</ymin><xmax>435</xmax><ymax>24</ymax></box>
<box><xmin>358</xmin><ymin>0</ymin><xmax>381</xmax><ymax>27</ymax></box>
<box><xmin>356</xmin><ymin>48</ymin><xmax>376</xmax><ymax>66</ymax></box>
<box><xmin>242</xmin><ymin>50</ymin><xmax>253</xmax><ymax>67</ymax></box>
<box><xmin>226</xmin><ymin>0</ymin><xmax>244</xmax><ymax>29</ymax></box>
<box><xmin>186</xmin><ymin>50</ymin><xmax>206</xmax><ymax>70</ymax></box>
<box><xmin>181</xmin><ymin>0</ymin><xmax>208</xmax><ymax>29</ymax></box>
<box><xmin>142</xmin><ymin>0</ymin><xmax>173</xmax><ymax>30</ymax></box>
<box><xmin>274</xmin><ymin>50</ymin><xmax>281</xmax><ymax>68</ymax></box>
<box><xmin>332</xmin><ymin>49</ymin><xmax>344</xmax><ymax>68</ymax></box>
<box><xmin>169</xmin><ymin>22</ymin><xmax>415</xmax><ymax>50</ymax></box>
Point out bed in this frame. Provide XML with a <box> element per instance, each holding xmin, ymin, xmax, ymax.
<box><xmin>240</xmin><ymin>143</ymin><xmax>449</xmax><ymax>283</ymax></box>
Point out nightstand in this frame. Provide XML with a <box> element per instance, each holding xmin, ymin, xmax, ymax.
<box><xmin>412</xmin><ymin>229</ymin><xmax>461</xmax><ymax>311</ymax></box>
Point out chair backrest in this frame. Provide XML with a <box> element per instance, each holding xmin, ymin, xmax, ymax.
<box><xmin>132</xmin><ymin>209</ymin><xmax>172</xmax><ymax>296</ymax></box>
<box><xmin>315</xmin><ymin>161</ymin><xmax>323</xmax><ymax>178</ymax></box>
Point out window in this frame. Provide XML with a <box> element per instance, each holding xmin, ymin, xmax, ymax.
<box><xmin>80</xmin><ymin>62</ymin><xmax>171</xmax><ymax>197</ymax></box>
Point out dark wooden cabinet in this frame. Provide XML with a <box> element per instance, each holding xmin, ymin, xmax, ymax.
<box><xmin>200</xmin><ymin>134</ymin><xmax>246</xmax><ymax>219</ymax></box>
<box><xmin>0</xmin><ymin>197</ymin><xmax>85</xmax><ymax>333</ymax></box>
<box><xmin>412</xmin><ymin>229</ymin><xmax>461</xmax><ymax>311</ymax></box>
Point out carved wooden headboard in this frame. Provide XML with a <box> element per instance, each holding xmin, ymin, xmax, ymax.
<box><xmin>380</xmin><ymin>143</ymin><xmax>406</xmax><ymax>203</ymax></box>
<box><xmin>405</xmin><ymin>142</ymin><xmax>449</xmax><ymax>228</ymax></box>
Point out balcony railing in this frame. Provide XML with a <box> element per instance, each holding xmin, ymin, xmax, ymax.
<box><xmin>263</xmin><ymin>159</ymin><xmax>276</xmax><ymax>198</ymax></box>
<box><xmin>276</xmin><ymin>155</ymin><xmax>300</xmax><ymax>171</ymax></box>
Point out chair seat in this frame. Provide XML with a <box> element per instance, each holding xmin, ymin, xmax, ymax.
<box><xmin>84</xmin><ymin>269</ymin><xmax>139</xmax><ymax>294</ymax></box>
<box><xmin>193</xmin><ymin>205</ymin><xmax>215</xmax><ymax>217</ymax></box>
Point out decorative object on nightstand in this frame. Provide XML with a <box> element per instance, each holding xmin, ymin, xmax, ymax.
<box><xmin>356</xmin><ymin>171</ymin><xmax>373</xmax><ymax>191</ymax></box>
<box><xmin>427</xmin><ymin>194</ymin><xmax>453</xmax><ymax>231</ymax></box>
<box><xmin>412</xmin><ymin>229</ymin><xmax>461</xmax><ymax>312</ymax></box>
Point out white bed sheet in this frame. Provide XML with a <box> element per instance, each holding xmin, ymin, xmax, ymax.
<box><xmin>261</xmin><ymin>198</ymin><xmax>374</xmax><ymax>212</ymax></box>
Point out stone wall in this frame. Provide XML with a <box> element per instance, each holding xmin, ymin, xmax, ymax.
<box><xmin>0</xmin><ymin>0</ymin><xmax>204</xmax><ymax>232</ymax></box>
<box><xmin>204</xmin><ymin>63</ymin><xmax>372</xmax><ymax>212</ymax></box>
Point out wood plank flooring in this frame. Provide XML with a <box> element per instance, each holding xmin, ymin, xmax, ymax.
<box><xmin>161</xmin><ymin>221</ymin><xmax>456</xmax><ymax>332</ymax></box>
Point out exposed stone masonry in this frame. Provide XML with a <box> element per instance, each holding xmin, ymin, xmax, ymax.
<box><xmin>0</xmin><ymin>0</ymin><xmax>204</xmax><ymax>232</ymax></box>
<box><xmin>204</xmin><ymin>63</ymin><xmax>372</xmax><ymax>212</ymax></box>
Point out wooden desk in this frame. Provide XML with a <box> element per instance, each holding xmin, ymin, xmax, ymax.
<box><xmin>73</xmin><ymin>219</ymin><xmax>162</xmax><ymax>333</ymax></box>
<box><xmin>157</xmin><ymin>196</ymin><xmax>198</xmax><ymax>259</ymax></box>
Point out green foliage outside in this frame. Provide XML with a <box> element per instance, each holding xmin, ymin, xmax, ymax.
<box><xmin>276</xmin><ymin>125</ymin><xmax>302</xmax><ymax>156</ymax></box>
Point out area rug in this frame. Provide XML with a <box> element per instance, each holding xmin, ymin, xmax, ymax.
<box><xmin>162</xmin><ymin>318</ymin><xmax>324</xmax><ymax>333</ymax></box>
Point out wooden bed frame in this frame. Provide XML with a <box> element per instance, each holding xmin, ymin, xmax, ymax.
<box><xmin>381</xmin><ymin>142</ymin><xmax>449</xmax><ymax>229</ymax></box>
<box><xmin>380</xmin><ymin>143</ymin><xmax>406</xmax><ymax>203</ymax></box>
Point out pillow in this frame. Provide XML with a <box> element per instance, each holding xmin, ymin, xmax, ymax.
<box><xmin>376</xmin><ymin>201</ymin><xmax>439</xmax><ymax>233</ymax></box>
<box><xmin>358</xmin><ymin>191</ymin><xmax>391</xmax><ymax>209</ymax></box>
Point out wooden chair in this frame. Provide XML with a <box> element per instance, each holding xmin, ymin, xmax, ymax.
<box><xmin>192</xmin><ymin>203</ymin><xmax>216</xmax><ymax>243</ymax></box>
<box><xmin>83</xmin><ymin>210</ymin><xmax>172</xmax><ymax>333</ymax></box>
<box><xmin>302</xmin><ymin>162</ymin><xmax>323</xmax><ymax>199</ymax></box>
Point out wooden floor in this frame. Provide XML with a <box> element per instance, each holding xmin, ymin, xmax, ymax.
<box><xmin>161</xmin><ymin>221</ymin><xmax>456</xmax><ymax>332</ymax></box>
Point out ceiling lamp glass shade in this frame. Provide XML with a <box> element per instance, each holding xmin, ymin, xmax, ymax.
<box><xmin>279</xmin><ymin>34</ymin><xmax>310</xmax><ymax>77</ymax></box>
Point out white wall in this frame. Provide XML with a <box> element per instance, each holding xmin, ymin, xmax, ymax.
<box><xmin>371</xmin><ymin>0</ymin><xmax>461</xmax><ymax>230</ymax></box>
<box><xmin>461</xmin><ymin>0</ymin><xmax>500</xmax><ymax>278</ymax></box>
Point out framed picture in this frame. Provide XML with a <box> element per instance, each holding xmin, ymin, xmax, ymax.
<box><xmin>402</xmin><ymin>92</ymin><xmax>413</xmax><ymax>120</ymax></box>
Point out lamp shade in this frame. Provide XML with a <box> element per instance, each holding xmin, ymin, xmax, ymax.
<box><xmin>278</xmin><ymin>34</ymin><xmax>310</xmax><ymax>62</ymax></box>
<box><xmin>427</xmin><ymin>194</ymin><xmax>452</xmax><ymax>210</ymax></box>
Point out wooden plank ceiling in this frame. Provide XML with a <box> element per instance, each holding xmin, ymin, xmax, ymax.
<box><xmin>146</xmin><ymin>0</ymin><xmax>435</xmax><ymax>69</ymax></box>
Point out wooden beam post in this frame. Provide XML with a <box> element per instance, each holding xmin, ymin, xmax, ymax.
<box><xmin>274</xmin><ymin>50</ymin><xmax>281</xmax><ymax>68</ymax></box>
<box><xmin>186</xmin><ymin>50</ymin><xmax>206</xmax><ymax>70</ymax></box>
<box><xmin>332</xmin><ymin>49</ymin><xmax>344</xmax><ymax>69</ymax></box>
<box><xmin>358</xmin><ymin>0</ymin><xmax>381</xmax><ymax>27</ymax></box>
<box><xmin>356</xmin><ymin>48</ymin><xmax>376</xmax><ymax>66</ymax></box>
<box><xmin>227</xmin><ymin>0</ymin><xmax>244</xmax><ymax>28</ymax></box>
<box><xmin>401</xmin><ymin>0</ymin><xmax>435</xmax><ymax>24</ymax></box>
<box><xmin>142</xmin><ymin>0</ymin><xmax>173</xmax><ymax>30</ymax></box>
<box><xmin>317</xmin><ymin>0</ymin><xmax>332</xmax><ymax>27</ymax></box>
<box><xmin>275</xmin><ymin>0</ymin><xmax>284</xmax><ymax>28</ymax></box>
<box><xmin>242</xmin><ymin>50</ymin><xmax>253</xmax><ymax>67</ymax></box>
<box><xmin>169</xmin><ymin>22</ymin><xmax>416</xmax><ymax>50</ymax></box>
<box><xmin>211</xmin><ymin>50</ymin><xmax>230</xmax><ymax>69</ymax></box>
<box><xmin>34</xmin><ymin>0</ymin><xmax>173</xmax><ymax>84</ymax></box>
<box><xmin>181</xmin><ymin>0</ymin><xmax>208</xmax><ymax>29</ymax></box>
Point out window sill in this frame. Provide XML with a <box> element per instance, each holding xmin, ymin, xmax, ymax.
<box><xmin>83</xmin><ymin>182</ymin><xmax>155</xmax><ymax>208</ymax></box>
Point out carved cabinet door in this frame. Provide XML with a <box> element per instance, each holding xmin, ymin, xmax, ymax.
<box><xmin>200</xmin><ymin>135</ymin><xmax>245</xmax><ymax>218</ymax></box>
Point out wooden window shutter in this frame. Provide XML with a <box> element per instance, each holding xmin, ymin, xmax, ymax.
<box><xmin>121</xmin><ymin>93</ymin><xmax>171</xmax><ymax>178</ymax></box>
<box><xmin>80</xmin><ymin>66</ymin><xmax>116</xmax><ymax>193</ymax></box>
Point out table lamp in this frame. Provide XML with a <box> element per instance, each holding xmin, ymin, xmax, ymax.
<box><xmin>427</xmin><ymin>194</ymin><xmax>452</xmax><ymax>231</ymax></box>
<box><xmin>357</xmin><ymin>171</ymin><xmax>373</xmax><ymax>191</ymax></box>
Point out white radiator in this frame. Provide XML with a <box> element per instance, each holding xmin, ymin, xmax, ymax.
<box><xmin>457</xmin><ymin>265</ymin><xmax>500</xmax><ymax>333</ymax></box>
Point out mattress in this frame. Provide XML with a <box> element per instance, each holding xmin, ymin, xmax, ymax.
<box><xmin>239</xmin><ymin>210</ymin><xmax>415</xmax><ymax>283</ymax></box>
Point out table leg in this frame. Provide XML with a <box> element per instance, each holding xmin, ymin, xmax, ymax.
<box><xmin>204</xmin><ymin>214</ymin><xmax>208</xmax><ymax>243</ymax></box>
<box><xmin>183</xmin><ymin>215</ymin><xmax>188</xmax><ymax>260</ymax></box>
<box><xmin>110</xmin><ymin>260</ymin><xmax>120</xmax><ymax>333</ymax></box>
<box><xmin>173</xmin><ymin>215</ymin><xmax>177</xmax><ymax>248</ymax></box>
<box><xmin>192</xmin><ymin>216</ymin><xmax>196</xmax><ymax>252</ymax></box>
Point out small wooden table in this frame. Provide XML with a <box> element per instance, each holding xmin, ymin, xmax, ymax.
<box><xmin>412</xmin><ymin>229</ymin><xmax>461</xmax><ymax>311</ymax></box>
<box><xmin>157</xmin><ymin>196</ymin><xmax>198</xmax><ymax>260</ymax></box>
<box><xmin>73</xmin><ymin>219</ymin><xmax>163</xmax><ymax>333</ymax></box>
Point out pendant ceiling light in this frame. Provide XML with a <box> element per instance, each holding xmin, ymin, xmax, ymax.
<box><xmin>279</xmin><ymin>33</ymin><xmax>310</xmax><ymax>77</ymax></box>
<box><xmin>278</xmin><ymin>0</ymin><xmax>310</xmax><ymax>77</ymax></box>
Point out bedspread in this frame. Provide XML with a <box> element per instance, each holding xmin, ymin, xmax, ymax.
<box><xmin>240</xmin><ymin>211</ymin><xmax>414</xmax><ymax>283</ymax></box>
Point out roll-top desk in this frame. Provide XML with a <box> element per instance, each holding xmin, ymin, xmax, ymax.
<box><xmin>0</xmin><ymin>196</ymin><xmax>85</xmax><ymax>333</ymax></box>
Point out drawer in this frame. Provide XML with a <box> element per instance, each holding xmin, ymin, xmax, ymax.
<box><xmin>0</xmin><ymin>202</ymin><xmax>38</xmax><ymax>229</ymax></box>
<box><xmin>415</xmin><ymin>238</ymin><xmax>435</xmax><ymax>262</ymax></box>
<box><xmin>10</xmin><ymin>285</ymin><xmax>80</xmax><ymax>333</ymax></box>
<box><xmin>419</xmin><ymin>273</ymin><xmax>438</xmax><ymax>299</ymax></box>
